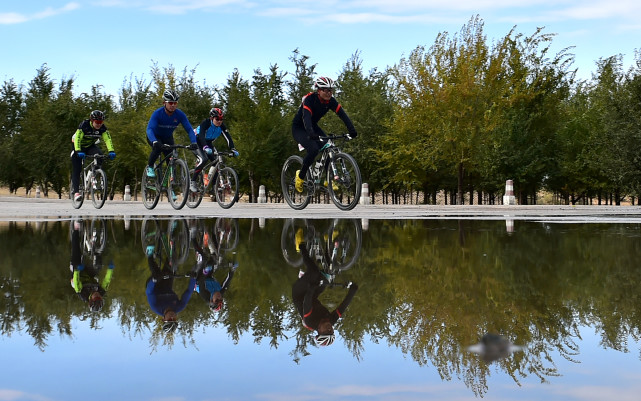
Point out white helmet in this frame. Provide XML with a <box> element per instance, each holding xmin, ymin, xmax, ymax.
<box><xmin>314</xmin><ymin>76</ymin><xmax>335</xmax><ymax>90</ymax></box>
<box><xmin>314</xmin><ymin>333</ymin><xmax>335</xmax><ymax>346</ymax></box>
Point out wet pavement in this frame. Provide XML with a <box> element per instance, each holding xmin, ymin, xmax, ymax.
<box><xmin>2</xmin><ymin>196</ymin><xmax>641</xmax><ymax>222</ymax></box>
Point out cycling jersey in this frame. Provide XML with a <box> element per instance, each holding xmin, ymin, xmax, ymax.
<box><xmin>196</xmin><ymin>119</ymin><xmax>236</xmax><ymax>149</ymax></box>
<box><xmin>292</xmin><ymin>92</ymin><xmax>355</xmax><ymax>139</ymax></box>
<box><xmin>73</xmin><ymin>119</ymin><xmax>114</xmax><ymax>152</ymax></box>
<box><xmin>146</xmin><ymin>107</ymin><xmax>197</xmax><ymax>143</ymax></box>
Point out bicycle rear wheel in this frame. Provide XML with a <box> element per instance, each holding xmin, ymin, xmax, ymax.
<box><xmin>70</xmin><ymin>176</ymin><xmax>84</xmax><ymax>209</ymax></box>
<box><xmin>214</xmin><ymin>167</ymin><xmax>238</xmax><ymax>209</ymax></box>
<box><xmin>90</xmin><ymin>169</ymin><xmax>108</xmax><ymax>209</ymax></box>
<box><xmin>326</xmin><ymin>219</ymin><xmax>362</xmax><ymax>271</ymax></box>
<box><xmin>281</xmin><ymin>155</ymin><xmax>311</xmax><ymax>210</ymax></box>
<box><xmin>328</xmin><ymin>152</ymin><xmax>361</xmax><ymax>211</ymax></box>
<box><xmin>142</xmin><ymin>166</ymin><xmax>160</xmax><ymax>209</ymax></box>
<box><xmin>168</xmin><ymin>159</ymin><xmax>189</xmax><ymax>210</ymax></box>
<box><xmin>186</xmin><ymin>169</ymin><xmax>204</xmax><ymax>209</ymax></box>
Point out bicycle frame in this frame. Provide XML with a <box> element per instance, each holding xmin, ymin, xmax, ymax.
<box><xmin>71</xmin><ymin>154</ymin><xmax>108</xmax><ymax>209</ymax></box>
<box><xmin>142</xmin><ymin>144</ymin><xmax>191</xmax><ymax>210</ymax></box>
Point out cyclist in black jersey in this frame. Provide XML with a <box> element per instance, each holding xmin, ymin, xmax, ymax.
<box><xmin>70</xmin><ymin>110</ymin><xmax>116</xmax><ymax>202</ymax></box>
<box><xmin>292</xmin><ymin>241</ymin><xmax>359</xmax><ymax>346</ymax></box>
<box><xmin>291</xmin><ymin>76</ymin><xmax>358</xmax><ymax>192</ymax></box>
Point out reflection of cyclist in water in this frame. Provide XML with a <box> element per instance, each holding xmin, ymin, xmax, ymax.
<box><xmin>145</xmin><ymin>244</ymin><xmax>197</xmax><ymax>333</ymax></box>
<box><xmin>292</xmin><ymin>241</ymin><xmax>358</xmax><ymax>346</ymax></box>
<box><xmin>190</xmin><ymin>221</ymin><xmax>237</xmax><ymax>311</ymax></box>
<box><xmin>70</xmin><ymin>220</ymin><xmax>114</xmax><ymax>312</ymax></box>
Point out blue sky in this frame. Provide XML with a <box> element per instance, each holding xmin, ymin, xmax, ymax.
<box><xmin>1</xmin><ymin>1</ymin><xmax>640</xmax><ymax>98</ymax></box>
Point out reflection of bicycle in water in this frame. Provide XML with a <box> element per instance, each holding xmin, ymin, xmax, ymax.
<box><xmin>141</xmin><ymin>217</ymin><xmax>190</xmax><ymax>272</ymax></box>
<box><xmin>188</xmin><ymin>217</ymin><xmax>239</xmax><ymax>311</ymax></box>
<box><xmin>286</xmin><ymin>220</ymin><xmax>361</xmax><ymax>347</ymax></box>
<box><xmin>69</xmin><ymin>218</ymin><xmax>113</xmax><ymax>312</ymax></box>
<box><xmin>281</xmin><ymin>218</ymin><xmax>362</xmax><ymax>279</ymax></box>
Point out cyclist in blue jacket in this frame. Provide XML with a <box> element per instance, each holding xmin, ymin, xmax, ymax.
<box><xmin>145</xmin><ymin>89</ymin><xmax>201</xmax><ymax>193</ymax></box>
<box><xmin>191</xmin><ymin>107</ymin><xmax>239</xmax><ymax>185</ymax></box>
<box><xmin>291</xmin><ymin>76</ymin><xmax>358</xmax><ymax>192</ymax></box>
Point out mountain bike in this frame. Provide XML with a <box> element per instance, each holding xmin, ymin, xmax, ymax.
<box><xmin>70</xmin><ymin>154</ymin><xmax>108</xmax><ymax>209</ymax></box>
<box><xmin>69</xmin><ymin>217</ymin><xmax>107</xmax><ymax>264</ymax></box>
<box><xmin>281</xmin><ymin>134</ymin><xmax>361</xmax><ymax>211</ymax></box>
<box><xmin>141</xmin><ymin>144</ymin><xmax>191</xmax><ymax>210</ymax></box>
<box><xmin>188</xmin><ymin>217</ymin><xmax>239</xmax><ymax>271</ymax></box>
<box><xmin>186</xmin><ymin>148</ymin><xmax>239</xmax><ymax>209</ymax></box>
<box><xmin>280</xmin><ymin>218</ymin><xmax>362</xmax><ymax>274</ymax></box>
<box><xmin>141</xmin><ymin>217</ymin><xmax>190</xmax><ymax>269</ymax></box>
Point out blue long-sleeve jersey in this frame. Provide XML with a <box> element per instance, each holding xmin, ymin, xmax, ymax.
<box><xmin>146</xmin><ymin>107</ymin><xmax>197</xmax><ymax>143</ymax></box>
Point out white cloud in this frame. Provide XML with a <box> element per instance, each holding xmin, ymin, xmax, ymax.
<box><xmin>0</xmin><ymin>2</ymin><xmax>80</xmax><ymax>25</ymax></box>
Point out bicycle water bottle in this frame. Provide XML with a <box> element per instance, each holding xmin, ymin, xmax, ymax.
<box><xmin>313</xmin><ymin>161</ymin><xmax>322</xmax><ymax>183</ymax></box>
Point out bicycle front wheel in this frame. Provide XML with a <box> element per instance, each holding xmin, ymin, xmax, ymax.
<box><xmin>281</xmin><ymin>155</ymin><xmax>311</xmax><ymax>210</ymax></box>
<box><xmin>214</xmin><ymin>167</ymin><xmax>238</xmax><ymax>209</ymax></box>
<box><xmin>328</xmin><ymin>152</ymin><xmax>361</xmax><ymax>211</ymax></box>
<box><xmin>90</xmin><ymin>169</ymin><xmax>108</xmax><ymax>209</ymax></box>
<box><xmin>186</xmin><ymin>169</ymin><xmax>204</xmax><ymax>209</ymax></box>
<box><xmin>168</xmin><ymin>159</ymin><xmax>189</xmax><ymax>210</ymax></box>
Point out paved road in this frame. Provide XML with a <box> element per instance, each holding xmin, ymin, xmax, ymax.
<box><xmin>2</xmin><ymin>196</ymin><xmax>641</xmax><ymax>222</ymax></box>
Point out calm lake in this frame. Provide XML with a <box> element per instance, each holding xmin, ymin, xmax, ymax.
<box><xmin>1</xmin><ymin>216</ymin><xmax>640</xmax><ymax>401</ymax></box>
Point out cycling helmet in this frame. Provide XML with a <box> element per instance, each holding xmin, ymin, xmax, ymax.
<box><xmin>88</xmin><ymin>293</ymin><xmax>104</xmax><ymax>312</ymax></box>
<box><xmin>163</xmin><ymin>89</ymin><xmax>180</xmax><ymax>102</ymax></box>
<box><xmin>314</xmin><ymin>333</ymin><xmax>335</xmax><ymax>346</ymax></box>
<box><xmin>210</xmin><ymin>298</ymin><xmax>224</xmax><ymax>312</ymax></box>
<box><xmin>162</xmin><ymin>320</ymin><xmax>178</xmax><ymax>334</ymax></box>
<box><xmin>314</xmin><ymin>76</ymin><xmax>335</xmax><ymax>90</ymax></box>
<box><xmin>90</xmin><ymin>110</ymin><xmax>105</xmax><ymax>121</ymax></box>
<box><xmin>210</xmin><ymin>107</ymin><xmax>224</xmax><ymax>120</ymax></box>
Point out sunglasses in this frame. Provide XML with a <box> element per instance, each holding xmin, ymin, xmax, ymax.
<box><xmin>92</xmin><ymin>120</ymin><xmax>104</xmax><ymax>124</ymax></box>
<box><xmin>165</xmin><ymin>101</ymin><xmax>178</xmax><ymax>106</ymax></box>
<box><xmin>319</xmin><ymin>88</ymin><xmax>333</xmax><ymax>93</ymax></box>
<box><xmin>213</xmin><ymin>117</ymin><xmax>223</xmax><ymax>121</ymax></box>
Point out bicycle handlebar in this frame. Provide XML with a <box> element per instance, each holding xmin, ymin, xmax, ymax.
<box><xmin>161</xmin><ymin>144</ymin><xmax>192</xmax><ymax>150</ymax></box>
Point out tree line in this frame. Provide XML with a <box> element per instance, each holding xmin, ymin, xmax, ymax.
<box><xmin>1</xmin><ymin>16</ymin><xmax>640</xmax><ymax>205</ymax></box>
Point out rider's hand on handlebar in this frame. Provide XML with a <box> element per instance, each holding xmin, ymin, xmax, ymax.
<box><xmin>231</xmin><ymin>148</ymin><xmax>239</xmax><ymax>157</ymax></box>
<box><xmin>189</xmin><ymin>143</ymin><xmax>198</xmax><ymax>150</ymax></box>
<box><xmin>347</xmin><ymin>129</ymin><xmax>358</xmax><ymax>140</ymax></box>
<box><xmin>152</xmin><ymin>141</ymin><xmax>162</xmax><ymax>151</ymax></box>
<box><xmin>108</xmin><ymin>151</ymin><xmax>116</xmax><ymax>160</ymax></box>
<box><xmin>203</xmin><ymin>146</ymin><xmax>213</xmax><ymax>155</ymax></box>
<box><xmin>77</xmin><ymin>151</ymin><xmax>85</xmax><ymax>159</ymax></box>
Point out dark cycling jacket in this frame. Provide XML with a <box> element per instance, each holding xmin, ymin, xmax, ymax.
<box><xmin>73</xmin><ymin>119</ymin><xmax>114</xmax><ymax>152</ymax></box>
<box><xmin>195</xmin><ymin>119</ymin><xmax>236</xmax><ymax>149</ymax></box>
<box><xmin>292</xmin><ymin>92</ymin><xmax>355</xmax><ymax>139</ymax></box>
<box><xmin>293</xmin><ymin>248</ymin><xmax>358</xmax><ymax>331</ymax></box>
<box><xmin>146</xmin><ymin>107</ymin><xmax>197</xmax><ymax>143</ymax></box>
<box><xmin>146</xmin><ymin>277</ymin><xmax>196</xmax><ymax>316</ymax></box>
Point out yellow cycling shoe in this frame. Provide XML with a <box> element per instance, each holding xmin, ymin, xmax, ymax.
<box><xmin>295</xmin><ymin>170</ymin><xmax>304</xmax><ymax>193</ymax></box>
<box><xmin>324</xmin><ymin>230</ymin><xmax>339</xmax><ymax>242</ymax></box>
<box><xmin>324</xmin><ymin>180</ymin><xmax>339</xmax><ymax>191</ymax></box>
<box><xmin>295</xmin><ymin>228</ymin><xmax>304</xmax><ymax>252</ymax></box>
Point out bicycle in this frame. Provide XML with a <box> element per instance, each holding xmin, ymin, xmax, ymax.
<box><xmin>281</xmin><ymin>134</ymin><xmax>362</xmax><ymax>211</ymax></box>
<box><xmin>280</xmin><ymin>218</ymin><xmax>362</xmax><ymax>274</ymax></box>
<box><xmin>141</xmin><ymin>217</ymin><xmax>190</xmax><ymax>269</ymax></box>
<box><xmin>186</xmin><ymin>147</ymin><xmax>239</xmax><ymax>209</ymax></box>
<box><xmin>70</xmin><ymin>154</ymin><xmax>108</xmax><ymax>209</ymax></box>
<box><xmin>141</xmin><ymin>144</ymin><xmax>191</xmax><ymax>210</ymax></box>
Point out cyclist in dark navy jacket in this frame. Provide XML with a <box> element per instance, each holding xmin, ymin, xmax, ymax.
<box><xmin>291</xmin><ymin>76</ymin><xmax>358</xmax><ymax>192</ymax></box>
<box><xmin>145</xmin><ymin>89</ymin><xmax>201</xmax><ymax>193</ymax></box>
<box><xmin>191</xmin><ymin>107</ymin><xmax>239</xmax><ymax>184</ymax></box>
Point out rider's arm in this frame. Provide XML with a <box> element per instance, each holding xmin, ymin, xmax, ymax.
<box><xmin>220</xmin><ymin>123</ymin><xmax>236</xmax><ymax>149</ymax></box>
<box><xmin>334</xmin><ymin>283</ymin><xmax>359</xmax><ymax>318</ymax></box>
<box><xmin>100</xmin><ymin>265</ymin><xmax>114</xmax><ymax>291</ymax></box>
<box><xmin>332</xmin><ymin>100</ymin><xmax>357</xmax><ymax>135</ymax></box>
<box><xmin>196</xmin><ymin>120</ymin><xmax>209</xmax><ymax>149</ymax></box>
<box><xmin>73</xmin><ymin>128</ymin><xmax>84</xmax><ymax>152</ymax></box>
<box><xmin>101</xmin><ymin>128</ymin><xmax>115</xmax><ymax>152</ymax></box>
<box><xmin>301</xmin><ymin>96</ymin><xmax>319</xmax><ymax>138</ymax></box>
<box><xmin>175</xmin><ymin>277</ymin><xmax>197</xmax><ymax>312</ymax></box>
<box><xmin>177</xmin><ymin>110</ymin><xmax>197</xmax><ymax>143</ymax></box>
<box><xmin>146</xmin><ymin>111</ymin><xmax>160</xmax><ymax>143</ymax></box>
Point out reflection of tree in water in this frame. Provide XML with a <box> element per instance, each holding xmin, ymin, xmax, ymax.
<box><xmin>5</xmin><ymin>219</ymin><xmax>641</xmax><ymax>395</ymax></box>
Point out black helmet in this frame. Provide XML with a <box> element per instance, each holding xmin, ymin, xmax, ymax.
<box><xmin>162</xmin><ymin>320</ymin><xmax>178</xmax><ymax>334</ymax></box>
<box><xmin>163</xmin><ymin>89</ymin><xmax>180</xmax><ymax>102</ymax></box>
<box><xmin>88</xmin><ymin>293</ymin><xmax>104</xmax><ymax>312</ymax></box>
<box><xmin>210</xmin><ymin>107</ymin><xmax>223</xmax><ymax>120</ymax></box>
<box><xmin>90</xmin><ymin>110</ymin><xmax>105</xmax><ymax>121</ymax></box>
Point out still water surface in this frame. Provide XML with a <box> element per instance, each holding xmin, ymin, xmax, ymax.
<box><xmin>1</xmin><ymin>217</ymin><xmax>641</xmax><ymax>401</ymax></box>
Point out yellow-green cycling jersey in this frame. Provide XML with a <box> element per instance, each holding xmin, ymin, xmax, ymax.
<box><xmin>72</xmin><ymin>119</ymin><xmax>114</xmax><ymax>152</ymax></box>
